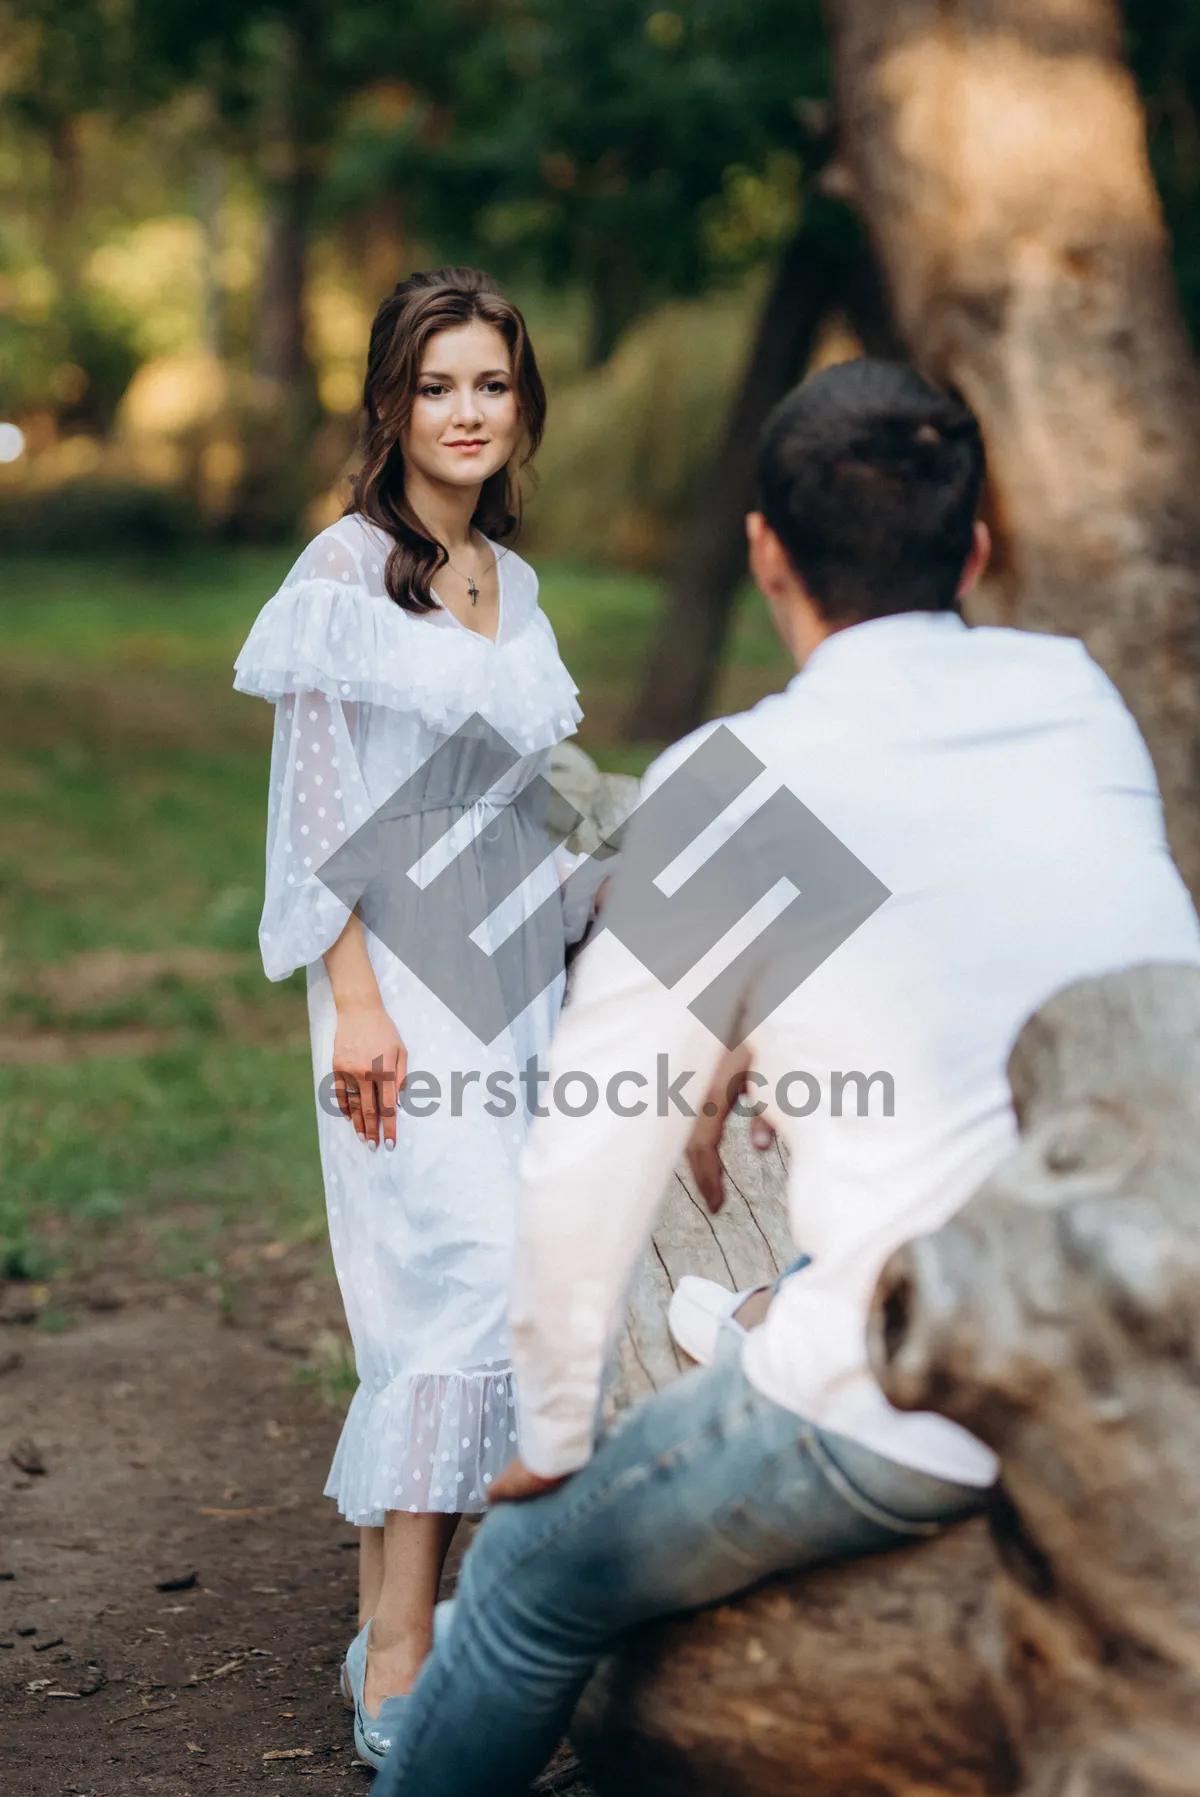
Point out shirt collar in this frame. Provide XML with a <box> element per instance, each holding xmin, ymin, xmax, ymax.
<box><xmin>791</xmin><ymin>607</ymin><xmax>968</xmax><ymax>687</ymax></box>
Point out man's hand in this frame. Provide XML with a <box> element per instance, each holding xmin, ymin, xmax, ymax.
<box><xmin>686</xmin><ymin>1043</ymin><xmax>777</xmax><ymax>1214</ymax></box>
<box><xmin>488</xmin><ymin>1457</ymin><xmax>569</xmax><ymax>1505</ymax></box>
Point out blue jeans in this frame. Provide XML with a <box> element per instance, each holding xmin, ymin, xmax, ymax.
<box><xmin>373</xmin><ymin>1355</ymin><xmax>988</xmax><ymax>1797</ymax></box>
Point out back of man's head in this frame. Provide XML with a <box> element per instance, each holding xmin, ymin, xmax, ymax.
<box><xmin>756</xmin><ymin>359</ymin><xmax>985</xmax><ymax>624</ymax></box>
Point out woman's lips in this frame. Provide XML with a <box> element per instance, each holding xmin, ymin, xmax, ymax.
<box><xmin>445</xmin><ymin>439</ymin><xmax>487</xmax><ymax>452</ymax></box>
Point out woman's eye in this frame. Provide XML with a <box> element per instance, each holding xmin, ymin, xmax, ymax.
<box><xmin>484</xmin><ymin>381</ymin><xmax>510</xmax><ymax>395</ymax></box>
<box><xmin>419</xmin><ymin>384</ymin><xmax>446</xmax><ymax>397</ymax></box>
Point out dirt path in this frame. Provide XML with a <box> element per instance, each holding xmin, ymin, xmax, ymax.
<box><xmin>0</xmin><ymin>1271</ymin><xmax>587</xmax><ymax>1796</ymax></box>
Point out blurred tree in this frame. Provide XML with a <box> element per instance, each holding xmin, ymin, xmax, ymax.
<box><xmin>333</xmin><ymin>0</ymin><xmax>877</xmax><ymax>734</ymax></box>
<box><xmin>130</xmin><ymin>0</ymin><xmax>477</xmax><ymax>529</ymax></box>
<box><xmin>626</xmin><ymin>192</ymin><xmax>901</xmax><ymax>739</ymax></box>
<box><xmin>824</xmin><ymin>0</ymin><xmax>1200</xmax><ymax>897</ymax></box>
<box><xmin>129</xmin><ymin>1</ymin><xmax>331</xmax><ymax>527</ymax></box>
<box><xmin>0</xmin><ymin>0</ymin><xmax>145</xmax><ymax>427</ymax></box>
<box><xmin>1126</xmin><ymin>0</ymin><xmax>1200</xmax><ymax>347</ymax></box>
<box><xmin>338</xmin><ymin>0</ymin><xmax>830</xmax><ymax>365</ymax></box>
<box><xmin>0</xmin><ymin>0</ymin><xmax>133</xmax><ymax>265</ymax></box>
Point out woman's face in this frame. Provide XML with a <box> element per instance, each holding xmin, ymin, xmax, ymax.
<box><xmin>402</xmin><ymin>319</ymin><xmax>520</xmax><ymax>491</ymax></box>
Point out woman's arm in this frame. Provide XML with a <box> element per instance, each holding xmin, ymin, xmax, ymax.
<box><xmin>324</xmin><ymin>911</ymin><xmax>407</xmax><ymax>1150</ymax></box>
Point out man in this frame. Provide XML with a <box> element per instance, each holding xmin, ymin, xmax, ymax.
<box><xmin>374</xmin><ymin>359</ymin><xmax>1200</xmax><ymax>1796</ymax></box>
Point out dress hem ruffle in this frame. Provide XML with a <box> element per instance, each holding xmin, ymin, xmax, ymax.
<box><xmin>324</xmin><ymin>1363</ymin><xmax>520</xmax><ymax>1525</ymax></box>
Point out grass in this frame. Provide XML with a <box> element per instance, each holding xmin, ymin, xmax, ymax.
<box><xmin>0</xmin><ymin>544</ymin><xmax>793</xmax><ymax>1281</ymax></box>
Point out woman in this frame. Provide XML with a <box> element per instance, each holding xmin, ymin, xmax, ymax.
<box><xmin>233</xmin><ymin>268</ymin><xmax>600</xmax><ymax>1766</ymax></box>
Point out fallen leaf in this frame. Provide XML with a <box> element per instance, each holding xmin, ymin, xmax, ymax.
<box><xmin>154</xmin><ymin>1570</ymin><xmax>197</xmax><ymax>1592</ymax></box>
<box><xmin>263</xmin><ymin>1748</ymin><xmax>313</xmax><ymax>1761</ymax></box>
<box><xmin>189</xmin><ymin>1657</ymin><xmax>245</xmax><ymax>1682</ymax></box>
<box><xmin>186</xmin><ymin>1742</ymin><xmax>205</xmax><ymax>1753</ymax></box>
<box><xmin>10</xmin><ymin>1438</ymin><xmax>45</xmax><ymax>1476</ymax></box>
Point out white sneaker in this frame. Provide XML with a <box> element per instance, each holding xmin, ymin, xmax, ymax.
<box><xmin>667</xmin><ymin>1275</ymin><xmax>760</xmax><ymax>1367</ymax></box>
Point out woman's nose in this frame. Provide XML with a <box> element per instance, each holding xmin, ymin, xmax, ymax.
<box><xmin>452</xmin><ymin>389</ymin><xmax>483</xmax><ymax>425</ymax></box>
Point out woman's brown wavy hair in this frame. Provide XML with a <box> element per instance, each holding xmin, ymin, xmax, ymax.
<box><xmin>347</xmin><ymin>267</ymin><xmax>547</xmax><ymax>613</ymax></box>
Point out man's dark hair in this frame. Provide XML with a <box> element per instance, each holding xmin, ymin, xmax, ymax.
<box><xmin>755</xmin><ymin>359</ymin><xmax>985</xmax><ymax>623</ymax></box>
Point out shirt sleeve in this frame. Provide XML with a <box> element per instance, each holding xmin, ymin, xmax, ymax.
<box><xmin>510</xmin><ymin>721</ymin><xmax>783</xmax><ymax>1474</ymax></box>
<box><xmin>509</xmin><ymin>923</ymin><xmax>726</xmax><ymax>1476</ymax></box>
<box><xmin>258</xmin><ymin>692</ymin><xmax>376</xmax><ymax>981</ymax></box>
<box><xmin>552</xmin><ymin>842</ymin><xmax>620</xmax><ymax>945</ymax></box>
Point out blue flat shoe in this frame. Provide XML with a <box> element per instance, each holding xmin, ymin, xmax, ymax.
<box><xmin>343</xmin><ymin>1608</ymin><xmax>453</xmax><ymax>1769</ymax></box>
<box><xmin>343</xmin><ymin>1620</ymin><xmax>393</xmax><ymax>1770</ymax></box>
<box><xmin>354</xmin><ymin>1690</ymin><xmax>413</xmax><ymax>1769</ymax></box>
<box><xmin>342</xmin><ymin>1618</ymin><xmax>369</xmax><ymax>1715</ymax></box>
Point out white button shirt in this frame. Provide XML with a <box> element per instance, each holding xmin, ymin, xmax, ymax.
<box><xmin>510</xmin><ymin>613</ymin><xmax>1200</xmax><ymax>1486</ymax></box>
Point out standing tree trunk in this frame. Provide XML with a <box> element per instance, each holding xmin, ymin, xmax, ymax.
<box><xmin>824</xmin><ymin>0</ymin><xmax>1200</xmax><ymax>897</ymax></box>
<box><xmin>238</xmin><ymin>17</ymin><xmax>323</xmax><ymax>537</ymax></box>
<box><xmin>626</xmin><ymin>217</ymin><xmax>875</xmax><ymax>743</ymax></box>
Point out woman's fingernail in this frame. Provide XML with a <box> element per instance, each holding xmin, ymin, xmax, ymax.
<box><xmin>384</xmin><ymin>1139</ymin><xmax>395</xmax><ymax>1152</ymax></box>
<box><xmin>367</xmin><ymin>1140</ymin><xmax>378</xmax><ymax>1152</ymax></box>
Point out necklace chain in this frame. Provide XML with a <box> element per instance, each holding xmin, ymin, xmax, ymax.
<box><xmin>443</xmin><ymin>551</ymin><xmax>481</xmax><ymax>604</ymax></box>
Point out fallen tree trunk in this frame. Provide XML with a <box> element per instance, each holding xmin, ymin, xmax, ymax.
<box><xmin>573</xmin><ymin>963</ymin><xmax>1200</xmax><ymax>1795</ymax></box>
<box><xmin>574</xmin><ymin>1519</ymin><xmax>1005</xmax><ymax>1797</ymax></box>
<box><xmin>822</xmin><ymin>0</ymin><xmax>1200</xmax><ymax>898</ymax></box>
<box><xmin>572</xmin><ymin>1103</ymin><xmax>1010</xmax><ymax>1796</ymax></box>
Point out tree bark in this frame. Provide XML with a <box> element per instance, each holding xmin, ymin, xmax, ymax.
<box><xmin>824</xmin><ymin>0</ymin><xmax>1200</xmax><ymax>897</ymax></box>
<box><xmin>253</xmin><ymin>14</ymin><xmax>315</xmax><ymax>388</ymax></box>
<box><xmin>237</xmin><ymin>17</ymin><xmax>323</xmax><ymax>537</ymax></box>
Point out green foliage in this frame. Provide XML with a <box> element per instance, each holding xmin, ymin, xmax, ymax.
<box><xmin>1125</xmin><ymin>0</ymin><xmax>1200</xmax><ymax>346</ymax></box>
<box><xmin>0</xmin><ymin>544</ymin><xmax>791</xmax><ymax>1275</ymax></box>
<box><xmin>331</xmin><ymin>0</ymin><xmax>829</xmax><ymax>360</ymax></box>
<box><xmin>0</xmin><ymin>476</ymin><xmax>199</xmax><ymax>548</ymax></box>
<box><xmin>0</xmin><ymin>0</ymin><xmax>140</xmax><ymax>131</ymax></box>
<box><xmin>526</xmin><ymin>278</ymin><xmax>762</xmax><ymax>565</ymax></box>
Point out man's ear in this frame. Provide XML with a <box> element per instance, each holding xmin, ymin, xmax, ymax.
<box><xmin>746</xmin><ymin>511</ymin><xmax>792</xmax><ymax>598</ymax></box>
<box><xmin>957</xmin><ymin>519</ymin><xmax>992</xmax><ymax>599</ymax></box>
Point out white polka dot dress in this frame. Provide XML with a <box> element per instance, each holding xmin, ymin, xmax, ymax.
<box><xmin>233</xmin><ymin>513</ymin><xmax>593</xmax><ymax>1523</ymax></box>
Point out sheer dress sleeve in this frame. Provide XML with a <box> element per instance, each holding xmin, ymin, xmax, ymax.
<box><xmin>259</xmin><ymin>691</ymin><xmax>375</xmax><ymax>981</ymax></box>
<box><xmin>234</xmin><ymin>517</ymin><xmax>590</xmax><ymax>978</ymax></box>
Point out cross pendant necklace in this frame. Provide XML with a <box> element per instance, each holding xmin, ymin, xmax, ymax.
<box><xmin>445</xmin><ymin>553</ymin><xmax>481</xmax><ymax>604</ymax></box>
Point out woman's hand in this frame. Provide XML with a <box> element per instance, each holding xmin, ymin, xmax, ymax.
<box><xmin>332</xmin><ymin>1002</ymin><xmax>407</xmax><ymax>1149</ymax></box>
